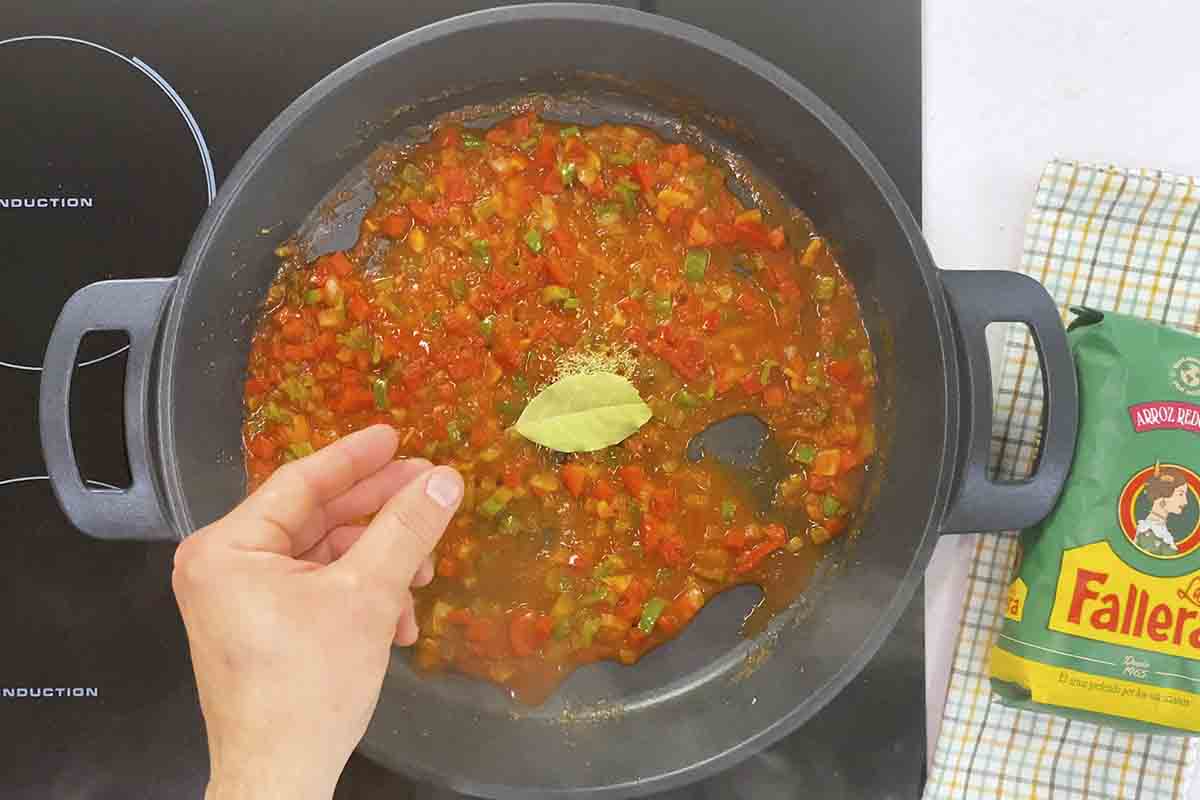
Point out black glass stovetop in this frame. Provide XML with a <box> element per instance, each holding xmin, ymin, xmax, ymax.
<box><xmin>0</xmin><ymin>2</ymin><xmax>923</xmax><ymax>798</ymax></box>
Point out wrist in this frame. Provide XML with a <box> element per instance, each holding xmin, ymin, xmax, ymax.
<box><xmin>206</xmin><ymin>754</ymin><xmax>338</xmax><ymax>800</ymax></box>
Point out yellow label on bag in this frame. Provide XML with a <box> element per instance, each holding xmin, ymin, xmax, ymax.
<box><xmin>990</xmin><ymin>648</ymin><xmax>1200</xmax><ymax>732</ymax></box>
<box><xmin>1004</xmin><ymin>578</ymin><xmax>1028</xmax><ymax>622</ymax></box>
<box><xmin>1049</xmin><ymin>542</ymin><xmax>1200</xmax><ymax>660</ymax></box>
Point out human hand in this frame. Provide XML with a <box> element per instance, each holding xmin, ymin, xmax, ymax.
<box><xmin>172</xmin><ymin>425</ymin><xmax>463</xmax><ymax>800</ymax></box>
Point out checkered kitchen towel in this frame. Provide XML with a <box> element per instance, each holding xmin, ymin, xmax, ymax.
<box><xmin>924</xmin><ymin>160</ymin><xmax>1200</xmax><ymax>800</ymax></box>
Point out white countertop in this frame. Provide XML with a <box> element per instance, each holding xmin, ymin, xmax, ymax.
<box><xmin>923</xmin><ymin>0</ymin><xmax>1200</xmax><ymax>778</ymax></box>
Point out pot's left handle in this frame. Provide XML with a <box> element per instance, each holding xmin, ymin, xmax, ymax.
<box><xmin>39</xmin><ymin>278</ymin><xmax>177</xmax><ymax>541</ymax></box>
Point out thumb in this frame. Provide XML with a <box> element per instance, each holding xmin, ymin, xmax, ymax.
<box><xmin>328</xmin><ymin>465</ymin><xmax>463</xmax><ymax>595</ymax></box>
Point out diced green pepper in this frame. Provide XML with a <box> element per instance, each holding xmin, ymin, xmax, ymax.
<box><xmin>653</xmin><ymin>294</ymin><xmax>673</xmax><ymax>319</ymax></box>
<box><xmin>858</xmin><ymin>348</ymin><xmax>875</xmax><ymax>373</ymax></box>
<box><xmin>760</xmin><ymin>359</ymin><xmax>778</xmax><ymax>385</ymax></box>
<box><xmin>542</xmin><ymin>285</ymin><xmax>571</xmax><ymax>304</ymax></box>
<box><xmin>562</xmin><ymin>297</ymin><xmax>580</xmax><ymax>311</ymax></box>
<box><xmin>497</xmin><ymin>513</ymin><xmax>520</xmax><ymax>535</ymax></box>
<box><xmin>786</xmin><ymin>536</ymin><xmax>806</xmax><ymax>553</ymax></box>
<box><xmin>479</xmin><ymin>314</ymin><xmax>496</xmax><ymax>341</ymax></box>
<box><xmin>609</xmin><ymin>152</ymin><xmax>634</xmax><ymax>166</ymax></box>
<box><xmin>578</xmin><ymin>616</ymin><xmax>602</xmax><ymax>647</ymax></box>
<box><xmin>450</xmin><ymin>277</ymin><xmax>467</xmax><ymax>300</ymax></box>
<box><xmin>462</xmin><ymin>132</ymin><xmax>484</xmax><ymax>149</ymax></box>
<box><xmin>822</xmin><ymin>494</ymin><xmax>842</xmax><ymax>517</ymax></box>
<box><xmin>336</xmin><ymin>326</ymin><xmax>372</xmax><ymax>351</ymax></box>
<box><xmin>721</xmin><ymin>499</ymin><xmax>737</xmax><ymax>524</ymax></box>
<box><xmin>593</xmin><ymin>555</ymin><xmax>627</xmax><ymax>578</ymax></box>
<box><xmin>288</xmin><ymin>441</ymin><xmax>314</xmax><ymax>459</ymax></box>
<box><xmin>615</xmin><ymin>180</ymin><xmax>639</xmax><ymax>212</ymax></box>
<box><xmin>477</xmin><ymin>487</ymin><xmax>514</xmax><ymax>519</ymax></box>
<box><xmin>806</xmin><ymin>361</ymin><xmax>826</xmax><ymax>388</ymax></box>
<box><xmin>400</xmin><ymin>163</ymin><xmax>426</xmax><ymax>187</ymax></box>
<box><xmin>638</xmin><ymin>597</ymin><xmax>668</xmax><ymax>633</ymax></box>
<box><xmin>683</xmin><ymin>248</ymin><xmax>710</xmax><ymax>282</ymax></box>
<box><xmin>446</xmin><ymin>420</ymin><xmax>464</xmax><ymax>445</ymax></box>
<box><xmin>370</xmin><ymin>336</ymin><xmax>383</xmax><ymax>366</ymax></box>
<box><xmin>524</xmin><ymin>228</ymin><xmax>543</xmax><ymax>253</ymax></box>
<box><xmin>303</xmin><ymin>289</ymin><xmax>322</xmax><ymax>305</ymax></box>
<box><xmin>279</xmin><ymin>376</ymin><xmax>311</xmax><ymax>404</ymax></box>
<box><xmin>559</xmin><ymin>161</ymin><xmax>577</xmax><ymax>187</ymax></box>
<box><xmin>372</xmin><ymin>377</ymin><xmax>389</xmax><ymax>410</ymax></box>
<box><xmin>594</xmin><ymin>201</ymin><xmax>621</xmax><ymax>224</ymax></box>
<box><xmin>559</xmin><ymin>126</ymin><xmax>580</xmax><ymax>139</ymax></box>
<box><xmin>512</xmin><ymin>374</ymin><xmax>530</xmax><ymax>395</ymax></box>
<box><xmin>317</xmin><ymin>307</ymin><xmax>345</xmax><ymax>328</ymax></box>
<box><xmin>471</xmin><ymin>238</ymin><xmax>491</xmax><ymax>265</ymax></box>
<box><xmin>580</xmin><ymin>585</ymin><xmax>609</xmax><ymax>606</ymax></box>
<box><xmin>428</xmin><ymin>309</ymin><xmax>443</xmax><ymax>327</ymax></box>
<box><xmin>673</xmin><ymin>389</ymin><xmax>701</xmax><ymax>408</ymax></box>
<box><xmin>263</xmin><ymin>402</ymin><xmax>290</xmax><ymax>424</ymax></box>
<box><xmin>518</xmin><ymin>136</ymin><xmax>538</xmax><ymax>152</ymax></box>
<box><xmin>699</xmin><ymin>383</ymin><xmax>716</xmax><ymax>402</ymax></box>
<box><xmin>814</xmin><ymin>275</ymin><xmax>836</xmax><ymax>302</ymax></box>
<box><xmin>791</xmin><ymin>443</ymin><xmax>817</xmax><ymax>464</ymax></box>
<box><xmin>472</xmin><ymin>196</ymin><xmax>499</xmax><ymax>222</ymax></box>
<box><xmin>552</xmin><ymin>618</ymin><xmax>572</xmax><ymax>639</ymax></box>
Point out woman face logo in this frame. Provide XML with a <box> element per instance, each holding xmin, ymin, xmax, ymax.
<box><xmin>1118</xmin><ymin>464</ymin><xmax>1200</xmax><ymax>559</ymax></box>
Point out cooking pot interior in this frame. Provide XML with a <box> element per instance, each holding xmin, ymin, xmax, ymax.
<box><xmin>159</xmin><ymin>10</ymin><xmax>951</xmax><ymax>792</ymax></box>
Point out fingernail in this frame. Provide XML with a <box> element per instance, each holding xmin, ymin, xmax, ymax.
<box><xmin>425</xmin><ymin>467</ymin><xmax>464</xmax><ymax>509</ymax></box>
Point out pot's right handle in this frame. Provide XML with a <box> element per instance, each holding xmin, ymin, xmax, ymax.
<box><xmin>39</xmin><ymin>278</ymin><xmax>177</xmax><ymax>541</ymax></box>
<box><xmin>938</xmin><ymin>270</ymin><xmax>1078</xmax><ymax>534</ymax></box>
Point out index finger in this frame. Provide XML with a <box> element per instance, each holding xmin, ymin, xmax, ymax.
<box><xmin>225</xmin><ymin>424</ymin><xmax>400</xmax><ymax>551</ymax></box>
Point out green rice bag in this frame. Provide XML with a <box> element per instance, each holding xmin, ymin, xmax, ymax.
<box><xmin>991</xmin><ymin>309</ymin><xmax>1200</xmax><ymax>732</ymax></box>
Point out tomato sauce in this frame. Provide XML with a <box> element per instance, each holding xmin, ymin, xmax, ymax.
<box><xmin>242</xmin><ymin>112</ymin><xmax>877</xmax><ymax>703</ymax></box>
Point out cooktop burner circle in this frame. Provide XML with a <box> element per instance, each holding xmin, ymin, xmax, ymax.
<box><xmin>0</xmin><ymin>36</ymin><xmax>214</xmax><ymax>372</ymax></box>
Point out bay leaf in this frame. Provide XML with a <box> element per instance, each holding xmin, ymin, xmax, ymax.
<box><xmin>513</xmin><ymin>372</ymin><xmax>652</xmax><ymax>452</ymax></box>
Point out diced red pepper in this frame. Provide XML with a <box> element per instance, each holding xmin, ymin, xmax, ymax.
<box><xmin>337</xmin><ymin>385</ymin><xmax>375</xmax><ymax>414</ymax></box>
<box><xmin>380</xmin><ymin>211</ymin><xmax>412</xmax><ymax>239</ymax></box>
<box><xmin>767</xmin><ymin>225</ymin><xmax>786</xmax><ymax>250</ymax></box>
<box><xmin>813</xmin><ymin>449</ymin><xmax>843</xmax><ymax>477</ymax></box>
<box><xmin>347</xmin><ymin>293</ymin><xmax>371</xmax><ymax>322</ymax></box>
<box><xmin>633</xmin><ymin>161</ymin><xmax>656</xmax><ymax>193</ymax></box>
<box><xmin>550</xmin><ymin>228</ymin><xmax>576</xmax><ymax>257</ymax></box>
<box><xmin>827</xmin><ymin>359</ymin><xmax>856</xmax><ymax>383</ymax></box>
<box><xmin>618</xmin><ymin>465</ymin><xmax>646</xmax><ymax>495</ymax></box>
<box><xmin>446</xmin><ymin>608</ymin><xmax>474</xmax><ymax>626</ymax></box>
<box><xmin>663</xmin><ymin>143</ymin><xmax>690</xmax><ymax>164</ymax></box>
<box><xmin>533</xmin><ymin>133</ymin><xmax>557</xmax><ymax>168</ymax></box>
<box><xmin>541</xmin><ymin>168</ymin><xmax>565</xmax><ymax>195</ymax></box>
<box><xmin>244</xmin><ymin>376</ymin><xmax>271</xmax><ymax>397</ymax></box>
<box><xmin>590</xmin><ymin>479</ymin><xmax>615</xmax><ymax>501</ymax></box>
<box><xmin>408</xmin><ymin>200</ymin><xmax>442</xmax><ymax>227</ymax></box>
<box><xmin>247</xmin><ymin>435</ymin><xmax>276</xmax><ymax>461</ymax></box>
<box><xmin>740</xmin><ymin>372</ymin><xmax>764</xmax><ymax>396</ymax></box>
<box><xmin>281</xmin><ymin>318</ymin><xmax>307</xmax><ymax>343</ymax></box>
<box><xmin>326</xmin><ymin>251</ymin><xmax>354</xmax><ymax>278</ymax></box>
<box><xmin>509</xmin><ymin>611</ymin><xmax>548</xmax><ymax>657</ymax></box>
<box><xmin>650</xmin><ymin>487</ymin><xmax>677</xmax><ymax>517</ymax></box>
<box><xmin>501</xmin><ymin>461</ymin><xmax>524</xmax><ymax>489</ymax></box>
<box><xmin>763</xmin><ymin>383</ymin><xmax>786</xmax><ymax>407</ymax></box>
<box><xmin>441</xmin><ymin>166</ymin><xmax>474</xmax><ymax>203</ymax></box>
<box><xmin>511</xmin><ymin>114</ymin><xmax>532</xmax><ymax>139</ymax></box>
<box><xmin>561</xmin><ymin>463</ymin><xmax>587</xmax><ymax>497</ymax></box>
<box><xmin>659</xmin><ymin>535</ymin><xmax>687</xmax><ymax>567</ymax></box>
<box><xmin>544</xmin><ymin>254</ymin><xmax>573</xmax><ymax>285</ymax></box>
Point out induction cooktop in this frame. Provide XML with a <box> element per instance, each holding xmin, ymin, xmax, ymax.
<box><xmin>0</xmin><ymin>3</ymin><xmax>923</xmax><ymax>798</ymax></box>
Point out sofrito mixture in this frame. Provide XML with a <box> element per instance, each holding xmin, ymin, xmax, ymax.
<box><xmin>242</xmin><ymin>112</ymin><xmax>877</xmax><ymax>703</ymax></box>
